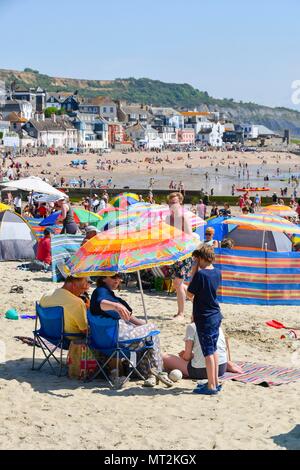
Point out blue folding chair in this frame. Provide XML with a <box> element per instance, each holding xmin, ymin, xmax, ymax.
<box><xmin>32</xmin><ymin>302</ymin><xmax>84</xmax><ymax>376</ymax></box>
<box><xmin>86</xmin><ymin>312</ymin><xmax>160</xmax><ymax>388</ymax></box>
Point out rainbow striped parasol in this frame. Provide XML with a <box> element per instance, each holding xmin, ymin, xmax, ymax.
<box><xmin>0</xmin><ymin>202</ymin><xmax>11</xmax><ymax>212</ymax></box>
<box><xmin>223</xmin><ymin>214</ymin><xmax>300</xmax><ymax>234</ymax></box>
<box><xmin>40</xmin><ymin>208</ymin><xmax>102</xmax><ymax>227</ymax></box>
<box><xmin>96</xmin><ymin>203</ymin><xmax>206</xmax><ymax>232</ymax></box>
<box><xmin>261</xmin><ymin>205</ymin><xmax>297</xmax><ymax>217</ymax></box>
<box><xmin>65</xmin><ymin>222</ymin><xmax>200</xmax><ymax>277</ymax></box>
<box><xmin>110</xmin><ymin>192</ymin><xmax>139</xmax><ymax>209</ymax></box>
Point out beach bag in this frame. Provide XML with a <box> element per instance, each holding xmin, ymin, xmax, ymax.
<box><xmin>163</xmin><ymin>278</ymin><xmax>175</xmax><ymax>293</ymax></box>
<box><xmin>67</xmin><ymin>340</ymin><xmax>98</xmax><ymax>380</ymax></box>
<box><xmin>67</xmin><ymin>340</ymin><xmax>124</xmax><ymax>380</ymax></box>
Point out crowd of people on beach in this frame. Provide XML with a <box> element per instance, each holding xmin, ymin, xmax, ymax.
<box><xmin>38</xmin><ymin>192</ymin><xmax>243</xmax><ymax>394</ymax></box>
<box><xmin>1</xmin><ymin>147</ymin><xmax>299</xmax><ymax>198</ymax></box>
<box><xmin>30</xmin><ymin>189</ymin><xmax>298</xmax><ymax>393</ymax></box>
<box><xmin>2</xmin><ymin>174</ymin><xmax>300</xmax><ymax>394</ymax></box>
<box><xmin>1</xmin><ymin>146</ymin><xmax>300</xmax><ymax>394</ymax></box>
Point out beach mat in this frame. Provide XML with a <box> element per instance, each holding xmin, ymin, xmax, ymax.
<box><xmin>221</xmin><ymin>361</ymin><xmax>300</xmax><ymax>386</ymax></box>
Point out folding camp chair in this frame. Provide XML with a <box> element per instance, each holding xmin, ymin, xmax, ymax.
<box><xmin>86</xmin><ymin>312</ymin><xmax>160</xmax><ymax>389</ymax></box>
<box><xmin>32</xmin><ymin>302</ymin><xmax>84</xmax><ymax>376</ymax></box>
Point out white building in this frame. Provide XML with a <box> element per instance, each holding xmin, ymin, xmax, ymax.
<box><xmin>242</xmin><ymin>124</ymin><xmax>259</xmax><ymax>140</ymax></box>
<box><xmin>1</xmin><ymin>99</ymin><xmax>33</xmax><ymax>120</ymax></box>
<box><xmin>197</xmin><ymin>122</ymin><xmax>224</xmax><ymax>147</ymax></box>
<box><xmin>23</xmin><ymin>115</ymin><xmax>78</xmax><ymax>148</ymax></box>
<box><xmin>150</xmin><ymin>107</ymin><xmax>185</xmax><ymax>129</ymax></box>
<box><xmin>3</xmin><ymin>132</ymin><xmax>20</xmax><ymax>148</ymax></box>
<box><xmin>157</xmin><ymin>126</ymin><xmax>178</xmax><ymax>145</ymax></box>
<box><xmin>73</xmin><ymin>113</ymin><xmax>109</xmax><ymax>149</ymax></box>
<box><xmin>126</xmin><ymin>123</ymin><xmax>163</xmax><ymax>149</ymax></box>
<box><xmin>45</xmin><ymin>95</ymin><xmax>63</xmax><ymax>110</ymax></box>
<box><xmin>79</xmin><ymin>97</ymin><xmax>118</xmax><ymax>122</ymax></box>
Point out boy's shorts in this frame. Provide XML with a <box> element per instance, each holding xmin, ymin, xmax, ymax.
<box><xmin>197</xmin><ymin>323</ymin><xmax>221</xmax><ymax>357</ymax></box>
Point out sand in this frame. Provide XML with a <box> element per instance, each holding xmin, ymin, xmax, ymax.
<box><xmin>0</xmin><ymin>261</ymin><xmax>300</xmax><ymax>450</ymax></box>
<box><xmin>8</xmin><ymin>149</ymin><xmax>300</xmax><ymax>195</ymax></box>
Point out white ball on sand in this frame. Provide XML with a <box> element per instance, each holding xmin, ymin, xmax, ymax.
<box><xmin>168</xmin><ymin>369</ymin><xmax>183</xmax><ymax>382</ymax></box>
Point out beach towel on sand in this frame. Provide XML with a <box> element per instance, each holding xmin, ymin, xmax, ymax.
<box><xmin>221</xmin><ymin>361</ymin><xmax>300</xmax><ymax>386</ymax></box>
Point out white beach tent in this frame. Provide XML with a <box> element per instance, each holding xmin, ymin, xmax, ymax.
<box><xmin>0</xmin><ymin>210</ymin><xmax>37</xmax><ymax>261</ymax></box>
<box><xmin>0</xmin><ymin>176</ymin><xmax>66</xmax><ymax>198</ymax></box>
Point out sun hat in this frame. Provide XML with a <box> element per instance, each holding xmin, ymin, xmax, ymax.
<box><xmin>85</xmin><ymin>225</ymin><xmax>99</xmax><ymax>233</ymax></box>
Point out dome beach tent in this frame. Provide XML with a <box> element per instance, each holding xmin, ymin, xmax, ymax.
<box><xmin>228</xmin><ymin>226</ymin><xmax>292</xmax><ymax>252</ymax></box>
<box><xmin>0</xmin><ymin>210</ymin><xmax>37</xmax><ymax>261</ymax></box>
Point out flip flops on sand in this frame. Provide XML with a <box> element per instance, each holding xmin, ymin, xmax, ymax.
<box><xmin>9</xmin><ymin>285</ymin><xmax>24</xmax><ymax>294</ymax></box>
<box><xmin>143</xmin><ymin>375</ymin><xmax>157</xmax><ymax>387</ymax></box>
<box><xmin>150</xmin><ymin>368</ymin><xmax>173</xmax><ymax>387</ymax></box>
<box><xmin>193</xmin><ymin>385</ymin><xmax>218</xmax><ymax>395</ymax></box>
<box><xmin>196</xmin><ymin>382</ymin><xmax>222</xmax><ymax>392</ymax></box>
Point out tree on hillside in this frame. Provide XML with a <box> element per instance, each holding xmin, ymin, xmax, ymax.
<box><xmin>44</xmin><ymin>107</ymin><xmax>65</xmax><ymax>118</ymax></box>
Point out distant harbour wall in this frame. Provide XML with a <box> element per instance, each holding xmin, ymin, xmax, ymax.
<box><xmin>0</xmin><ymin>186</ymin><xmax>291</xmax><ymax>206</ymax></box>
<box><xmin>58</xmin><ymin>188</ymin><xmax>287</xmax><ymax>206</ymax></box>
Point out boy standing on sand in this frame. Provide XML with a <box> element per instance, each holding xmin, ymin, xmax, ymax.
<box><xmin>187</xmin><ymin>245</ymin><xmax>223</xmax><ymax>395</ymax></box>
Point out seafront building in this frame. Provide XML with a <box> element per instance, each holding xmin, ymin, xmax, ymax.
<box><xmin>0</xmin><ymin>84</ymin><xmax>277</xmax><ymax>150</ymax></box>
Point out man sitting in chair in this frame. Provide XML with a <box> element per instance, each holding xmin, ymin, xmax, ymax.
<box><xmin>40</xmin><ymin>276</ymin><xmax>91</xmax><ymax>339</ymax></box>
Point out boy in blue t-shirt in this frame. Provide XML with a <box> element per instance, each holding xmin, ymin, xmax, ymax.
<box><xmin>187</xmin><ymin>245</ymin><xmax>223</xmax><ymax>395</ymax></box>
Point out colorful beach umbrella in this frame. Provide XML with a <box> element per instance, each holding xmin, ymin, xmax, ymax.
<box><xmin>110</xmin><ymin>192</ymin><xmax>139</xmax><ymax>208</ymax></box>
<box><xmin>40</xmin><ymin>208</ymin><xmax>102</xmax><ymax>227</ymax></box>
<box><xmin>96</xmin><ymin>203</ymin><xmax>206</xmax><ymax>234</ymax></box>
<box><xmin>223</xmin><ymin>215</ymin><xmax>300</xmax><ymax>234</ymax></box>
<box><xmin>0</xmin><ymin>176</ymin><xmax>66</xmax><ymax>198</ymax></box>
<box><xmin>65</xmin><ymin>222</ymin><xmax>199</xmax><ymax>276</ymax></box>
<box><xmin>64</xmin><ymin>221</ymin><xmax>200</xmax><ymax>320</ymax></box>
<box><xmin>0</xmin><ymin>202</ymin><xmax>11</xmax><ymax>212</ymax></box>
<box><xmin>97</xmin><ymin>206</ymin><xmax>119</xmax><ymax>217</ymax></box>
<box><xmin>262</xmin><ymin>205</ymin><xmax>297</xmax><ymax>217</ymax></box>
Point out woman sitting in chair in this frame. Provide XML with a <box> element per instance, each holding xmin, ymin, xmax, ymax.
<box><xmin>90</xmin><ymin>274</ymin><xmax>173</xmax><ymax>387</ymax></box>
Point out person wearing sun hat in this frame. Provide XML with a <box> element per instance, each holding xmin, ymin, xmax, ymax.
<box><xmin>81</xmin><ymin>225</ymin><xmax>100</xmax><ymax>246</ymax></box>
<box><xmin>90</xmin><ymin>274</ymin><xmax>173</xmax><ymax>387</ymax></box>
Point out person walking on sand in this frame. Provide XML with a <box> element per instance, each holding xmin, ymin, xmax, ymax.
<box><xmin>56</xmin><ymin>197</ymin><xmax>78</xmax><ymax>235</ymax></box>
<box><xmin>187</xmin><ymin>246</ymin><xmax>223</xmax><ymax>395</ymax></box>
<box><xmin>166</xmin><ymin>192</ymin><xmax>194</xmax><ymax>321</ymax></box>
<box><xmin>197</xmin><ymin>199</ymin><xmax>207</xmax><ymax>220</ymax></box>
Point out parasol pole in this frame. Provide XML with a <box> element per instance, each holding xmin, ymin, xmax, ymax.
<box><xmin>261</xmin><ymin>230</ymin><xmax>266</xmax><ymax>250</ymax></box>
<box><xmin>137</xmin><ymin>270</ymin><xmax>148</xmax><ymax>323</ymax></box>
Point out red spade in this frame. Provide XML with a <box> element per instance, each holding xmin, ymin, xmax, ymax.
<box><xmin>266</xmin><ymin>320</ymin><xmax>298</xmax><ymax>330</ymax></box>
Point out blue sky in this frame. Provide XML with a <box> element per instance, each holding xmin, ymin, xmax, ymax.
<box><xmin>1</xmin><ymin>0</ymin><xmax>300</xmax><ymax>109</ymax></box>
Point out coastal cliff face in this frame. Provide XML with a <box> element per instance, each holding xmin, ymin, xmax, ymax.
<box><xmin>1</xmin><ymin>68</ymin><xmax>300</xmax><ymax>135</ymax></box>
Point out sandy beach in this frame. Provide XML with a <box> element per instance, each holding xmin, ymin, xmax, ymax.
<box><xmin>10</xmin><ymin>149</ymin><xmax>300</xmax><ymax>195</ymax></box>
<box><xmin>0</xmin><ymin>261</ymin><xmax>300</xmax><ymax>450</ymax></box>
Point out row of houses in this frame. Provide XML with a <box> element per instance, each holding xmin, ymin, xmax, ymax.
<box><xmin>0</xmin><ymin>86</ymin><xmax>276</xmax><ymax>149</ymax></box>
